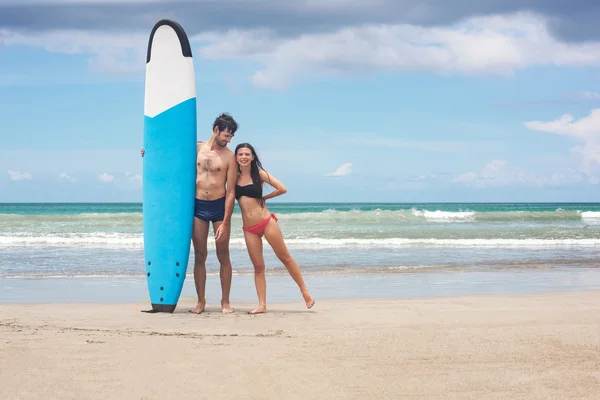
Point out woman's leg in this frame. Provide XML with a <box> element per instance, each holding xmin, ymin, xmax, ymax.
<box><xmin>243</xmin><ymin>230</ymin><xmax>267</xmax><ymax>314</ymax></box>
<box><xmin>263</xmin><ymin>218</ymin><xmax>315</xmax><ymax>308</ymax></box>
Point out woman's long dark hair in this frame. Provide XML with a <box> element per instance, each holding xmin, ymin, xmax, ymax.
<box><xmin>235</xmin><ymin>143</ymin><xmax>267</xmax><ymax>208</ymax></box>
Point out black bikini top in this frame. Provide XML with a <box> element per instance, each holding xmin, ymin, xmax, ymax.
<box><xmin>235</xmin><ymin>183</ymin><xmax>262</xmax><ymax>200</ymax></box>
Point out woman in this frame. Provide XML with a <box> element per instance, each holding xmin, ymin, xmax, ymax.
<box><xmin>234</xmin><ymin>143</ymin><xmax>315</xmax><ymax>314</ymax></box>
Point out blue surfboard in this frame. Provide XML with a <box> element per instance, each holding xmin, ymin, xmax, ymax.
<box><xmin>142</xmin><ymin>19</ymin><xmax>197</xmax><ymax>313</ymax></box>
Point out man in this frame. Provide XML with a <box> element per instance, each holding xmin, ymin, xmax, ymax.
<box><xmin>142</xmin><ymin>113</ymin><xmax>239</xmax><ymax>314</ymax></box>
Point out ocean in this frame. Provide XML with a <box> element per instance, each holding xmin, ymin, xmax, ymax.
<box><xmin>2</xmin><ymin>202</ymin><xmax>600</xmax><ymax>304</ymax></box>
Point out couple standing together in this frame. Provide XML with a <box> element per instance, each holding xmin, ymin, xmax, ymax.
<box><xmin>142</xmin><ymin>113</ymin><xmax>315</xmax><ymax>315</ymax></box>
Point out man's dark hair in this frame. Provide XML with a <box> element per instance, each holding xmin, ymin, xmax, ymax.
<box><xmin>213</xmin><ymin>113</ymin><xmax>238</xmax><ymax>134</ymax></box>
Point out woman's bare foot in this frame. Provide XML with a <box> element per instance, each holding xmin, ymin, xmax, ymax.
<box><xmin>248</xmin><ymin>305</ymin><xmax>267</xmax><ymax>314</ymax></box>
<box><xmin>189</xmin><ymin>300</ymin><xmax>206</xmax><ymax>314</ymax></box>
<box><xmin>221</xmin><ymin>301</ymin><xmax>233</xmax><ymax>314</ymax></box>
<box><xmin>301</xmin><ymin>289</ymin><xmax>315</xmax><ymax>309</ymax></box>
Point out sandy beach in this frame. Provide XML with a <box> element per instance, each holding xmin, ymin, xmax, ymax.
<box><xmin>1</xmin><ymin>290</ymin><xmax>599</xmax><ymax>400</ymax></box>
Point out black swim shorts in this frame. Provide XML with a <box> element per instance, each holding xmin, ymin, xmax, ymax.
<box><xmin>194</xmin><ymin>197</ymin><xmax>225</xmax><ymax>223</ymax></box>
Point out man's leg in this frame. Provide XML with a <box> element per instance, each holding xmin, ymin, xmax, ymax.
<box><xmin>213</xmin><ymin>220</ymin><xmax>233</xmax><ymax>313</ymax></box>
<box><xmin>190</xmin><ymin>217</ymin><xmax>210</xmax><ymax>313</ymax></box>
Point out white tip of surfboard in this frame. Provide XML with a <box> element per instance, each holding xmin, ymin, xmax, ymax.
<box><xmin>144</xmin><ymin>21</ymin><xmax>196</xmax><ymax>118</ymax></box>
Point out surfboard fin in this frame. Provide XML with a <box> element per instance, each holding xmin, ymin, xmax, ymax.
<box><xmin>142</xmin><ymin>304</ymin><xmax>177</xmax><ymax>313</ymax></box>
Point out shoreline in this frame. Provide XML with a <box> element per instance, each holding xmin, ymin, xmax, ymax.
<box><xmin>2</xmin><ymin>268</ymin><xmax>600</xmax><ymax>305</ymax></box>
<box><xmin>2</xmin><ymin>290</ymin><xmax>599</xmax><ymax>399</ymax></box>
<box><xmin>2</xmin><ymin>287</ymin><xmax>600</xmax><ymax>308</ymax></box>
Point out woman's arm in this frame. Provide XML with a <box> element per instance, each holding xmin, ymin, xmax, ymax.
<box><xmin>259</xmin><ymin>169</ymin><xmax>287</xmax><ymax>201</ymax></box>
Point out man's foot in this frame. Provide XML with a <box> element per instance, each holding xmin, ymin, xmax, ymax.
<box><xmin>248</xmin><ymin>305</ymin><xmax>267</xmax><ymax>314</ymax></box>
<box><xmin>221</xmin><ymin>301</ymin><xmax>233</xmax><ymax>314</ymax></box>
<box><xmin>301</xmin><ymin>289</ymin><xmax>315</xmax><ymax>309</ymax></box>
<box><xmin>189</xmin><ymin>301</ymin><xmax>206</xmax><ymax>314</ymax></box>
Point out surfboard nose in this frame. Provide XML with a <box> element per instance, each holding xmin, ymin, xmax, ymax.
<box><xmin>144</xmin><ymin>19</ymin><xmax>196</xmax><ymax>118</ymax></box>
<box><xmin>146</xmin><ymin>19</ymin><xmax>193</xmax><ymax>63</ymax></box>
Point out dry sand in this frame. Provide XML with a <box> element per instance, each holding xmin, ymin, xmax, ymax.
<box><xmin>1</xmin><ymin>291</ymin><xmax>599</xmax><ymax>399</ymax></box>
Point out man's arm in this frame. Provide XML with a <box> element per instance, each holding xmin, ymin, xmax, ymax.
<box><xmin>215</xmin><ymin>153</ymin><xmax>238</xmax><ymax>242</ymax></box>
<box><xmin>223</xmin><ymin>153</ymin><xmax>237</xmax><ymax>224</ymax></box>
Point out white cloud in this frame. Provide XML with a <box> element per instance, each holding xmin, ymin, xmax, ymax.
<box><xmin>125</xmin><ymin>172</ymin><xmax>142</xmax><ymax>182</ymax></box>
<box><xmin>2</xmin><ymin>12</ymin><xmax>600</xmax><ymax>87</ymax></box>
<box><xmin>571</xmin><ymin>91</ymin><xmax>600</xmax><ymax>100</ymax></box>
<box><xmin>453</xmin><ymin>160</ymin><xmax>510</xmax><ymax>187</ymax></box>
<box><xmin>125</xmin><ymin>172</ymin><xmax>142</xmax><ymax>188</ymax></box>
<box><xmin>4</xmin><ymin>0</ymin><xmax>158</xmax><ymax>3</ymax></box>
<box><xmin>0</xmin><ymin>29</ymin><xmax>147</xmax><ymax>75</ymax></box>
<box><xmin>59</xmin><ymin>172</ymin><xmax>75</xmax><ymax>182</ymax></box>
<box><xmin>325</xmin><ymin>162</ymin><xmax>352</xmax><ymax>176</ymax></box>
<box><xmin>452</xmin><ymin>159</ymin><xmax>589</xmax><ymax>187</ymax></box>
<box><xmin>195</xmin><ymin>12</ymin><xmax>600</xmax><ymax>88</ymax></box>
<box><xmin>117</xmin><ymin>172</ymin><xmax>142</xmax><ymax>191</ymax></box>
<box><xmin>97</xmin><ymin>172</ymin><xmax>115</xmax><ymax>183</ymax></box>
<box><xmin>7</xmin><ymin>170</ymin><xmax>32</xmax><ymax>181</ymax></box>
<box><xmin>524</xmin><ymin>109</ymin><xmax>600</xmax><ymax>174</ymax></box>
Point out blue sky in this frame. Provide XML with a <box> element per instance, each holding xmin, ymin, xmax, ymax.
<box><xmin>1</xmin><ymin>1</ymin><xmax>600</xmax><ymax>202</ymax></box>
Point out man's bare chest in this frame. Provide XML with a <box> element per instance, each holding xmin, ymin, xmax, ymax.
<box><xmin>197</xmin><ymin>146</ymin><xmax>225</xmax><ymax>173</ymax></box>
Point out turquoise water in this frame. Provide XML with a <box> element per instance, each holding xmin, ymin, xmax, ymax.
<box><xmin>0</xmin><ymin>202</ymin><xmax>599</xmax><ymax>278</ymax></box>
<box><xmin>2</xmin><ymin>202</ymin><xmax>600</xmax><ymax>303</ymax></box>
<box><xmin>3</xmin><ymin>202</ymin><xmax>600</xmax><ymax>214</ymax></box>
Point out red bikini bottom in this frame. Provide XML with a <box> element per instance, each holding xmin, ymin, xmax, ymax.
<box><xmin>243</xmin><ymin>214</ymin><xmax>278</xmax><ymax>237</ymax></box>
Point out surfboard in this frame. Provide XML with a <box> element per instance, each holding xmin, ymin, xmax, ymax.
<box><xmin>142</xmin><ymin>19</ymin><xmax>197</xmax><ymax>313</ymax></box>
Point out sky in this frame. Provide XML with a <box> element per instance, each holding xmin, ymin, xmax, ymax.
<box><xmin>1</xmin><ymin>0</ymin><xmax>600</xmax><ymax>203</ymax></box>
